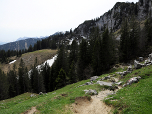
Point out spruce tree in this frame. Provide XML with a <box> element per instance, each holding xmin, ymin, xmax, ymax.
<box><xmin>18</xmin><ymin>58</ymin><xmax>26</xmax><ymax>94</ymax></box>
<box><xmin>69</xmin><ymin>40</ymin><xmax>78</xmax><ymax>64</ymax></box>
<box><xmin>68</xmin><ymin>61</ymin><xmax>77</xmax><ymax>84</ymax></box>
<box><xmin>92</xmin><ymin>39</ymin><xmax>102</xmax><ymax>75</ymax></box>
<box><xmin>55</xmin><ymin>68</ymin><xmax>67</xmax><ymax>89</ymax></box>
<box><xmin>119</xmin><ymin>19</ymin><xmax>130</xmax><ymax>62</ymax></box>
<box><xmin>129</xmin><ymin>16</ymin><xmax>140</xmax><ymax>58</ymax></box>
<box><xmin>0</xmin><ymin>69</ymin><xmax>9</xmax><ymax>100</ymax></box>
<box><xmin>8</xmin><ymin>67</ymin><xmax>18</xmax><ymax>98</ymax></box>
<box><xmin>30</xmin><ymin>58</ymin><xmax>45</xmax><ymax>93</ymax></box>
<box><xmin>101</xmin><ymin>28</ymin><xmax>114</xmax><ymax>71</ymax></box>
<box><xmin>53</xmin><ymin>45</ymin><xmax>69</xmax><ymax>80</ymax></box>
<box><xmin>77</xmin><ymin>39</ymin><xmax>90</xmax><ymax>80</ymax></box>
<box><xmin>42</xmin><ymin>62</ymin><xmax>51</xmax><ymax>92</ymax></box>
<box><xmin>144</xmin><ymin>18</ymin><xmax>152</xmax><ymax>47</ymax></box>
<box><xmin>49</xmin><ymin>65</ymin><xmax>56</xmax><ymax>91</ymax></box>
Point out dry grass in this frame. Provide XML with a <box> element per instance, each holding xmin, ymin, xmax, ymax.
<box><xmin>0</xmin><ymin>49</ymin><xmax>57</xmax><ymax>73</ymax></box>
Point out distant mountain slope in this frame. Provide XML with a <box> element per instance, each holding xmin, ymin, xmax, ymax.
<box><xmin>0</xmin><ymin>42</ymin><xmax>7</xmax><ymax>45</ymax></box>
<box><xmin>16</xmin><ymin>36</ymin><xmax>48</xmax><ymax>41</ymax></box>
<box><xmin>74</xmin><ymin>0</ymin><xmax>152</xmax><ymax>36</ymax></box>
<box><xmin>0</xmin><ymin>38</ymin><xmax>42</xmax><ymax>51</ymax></box>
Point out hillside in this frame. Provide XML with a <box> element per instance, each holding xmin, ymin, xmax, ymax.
<box><xmin>1</xmin><ymin>0</ymin><xmax>151</xmax><ymax>52</ymax></box>
<box><xmin>1</xmin><ymin>57</ymin><xmax>152</xmax><ymax>113</ymax></box>
<box><xmin>74</xmin><ymin>0</ymin><xmax>151</xmax><ymax>36</ymax></box>
<box><xmin>0</xmin><ymin>38</ymin><xmax>42</xmax><ymax>51</ymax></box>
<box><xmin>0</xmin><ymin>49</ymin><xmax>57</xmax><ymax>73</ymax></box>
<box><xmin>1</xmin><ymin>0</ymin><xmax>152</xmax><ymax>113</ymax></box>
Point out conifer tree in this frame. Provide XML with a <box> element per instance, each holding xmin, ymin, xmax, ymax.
<box><xmin>77</xmin><ymin>39</ymin><xmax>89</xmax><ymax>80</ymax></box>
<box><xmin>8</xmin><ymin>64</ymin><xmax>18</xmax><ymax>97</ymax></box>
<box><xmin>18</xmin><ymin>58</ymin><xmax>26</xmax><ymax>94</ymax></box>
<box><xmin>68</xmin><ymin>61</ymin><xmax>77</xmax><ymax>84</ymax></box>
<box><xmin>30</xmin><ymin>58</ymin><xmax>45</xmax><ymax>93</ymax></box>
<box><xmin>69</xmin><ymin>40</ymin><xmax>78</xmax><ymax>64</ymax></box>
<box><xmin>144</xmin><ymin>18</ymin><xmax>152</xmax><ymax>47</ymax></box>
<box><xmin>101</xmin><ymin>28</ymin><xmax>114</xmax><ymax>71</ymax></box>
<box><xmin>92</xmin><ymin>39</ymin><xmax>102</xmax><ymax>75</ymax></box>
<box><xmin>42</xmin><ymin>62</ymin><xmax>51</xmax><ymax>92</ymax></box>
<box><xmin>18</xmin><ymin>59</ymin><xmax>30</xmax><ymax>94</ymax></box>
<box><xmin>28</xmin><ymin>45</ymin><xmax>33</xmax><ymax>52</ymax></box>
<box><xmin>53</xmin><ymin>45</ymin><xmax>69</xmax><ymax>79</ymax></box>
<box><xmin>49</xmin><ymin>65</ymin><xmax>56</xmax><ymax>91</ymax></box>
<box><xmin>24</xmin><ymin>67</ymin><xmax>31</xmax><ymax>92</ymax></box>
<box><xmin>55</xmin><ymin>68</ymin><xmax>67</xmax><ymax>89</ymax></box>
<box><xmin>0</xmin><ymin>69</ymin><xmax>9</xmax><ymax>100</ymax></box>
<box><xmin>129</xmin><ymin>16</ymin><xmax>140</xmax><ymax>58</ymax></box>
<box><xmin>119</xmin><ymin>19</ymin><xmax>130</xmax><ymax>62</ymax></box>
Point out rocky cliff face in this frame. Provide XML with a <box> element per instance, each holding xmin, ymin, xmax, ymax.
<box><xmin>74</xmin><ymin>0</ymin><xmax>152</xmax><ymax>36</ymax></box>
<box><xmin>138</xmin><ymin>0</ymin><xmax>152</xmax><ymax>20</ymax></box>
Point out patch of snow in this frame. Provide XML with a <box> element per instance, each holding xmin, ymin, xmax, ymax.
<box><xmin>116</xmin><ymin>35</ymin><xmax>121</xmax><ymax>41</ymax></box>
<box><xmin>69</xmin><ymin>39</ymin><xmax>74</xmax><ymax>45</ymax></box>
<box><xmin>43</xmin><ymin>55</ymin><xmax>57</xmax><ymax>67</ymax></box>
<box><xmin>81</xmin><ymin>36</ymin><xmax>86</xmax><ymax>39</ymax></box>
<box><xmin>28</xmin><ymin>55</ymin><xmax>57</xmax><ymax>77</ymax></box>
<box><xmin>9</xmin><ymin>60</ymin><xmax>16</xmax><ymax>64</ymax></box>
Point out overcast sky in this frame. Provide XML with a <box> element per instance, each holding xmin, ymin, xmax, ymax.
<box><xmin>0</xmin><ymin>0</ymin><xmax>138</xmax><ymax>43</ymax></box>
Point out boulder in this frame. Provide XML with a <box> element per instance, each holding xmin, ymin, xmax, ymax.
<box><xmin>112</xmin><ymin>74</ymin><xmax>116</xmax><ymax>77</ymax></box>
<box><xmin>149</xmin><ymin>53</ymin><xmax>152</xmax><ymax>61</ymax></box>
<box><xmin>127</xmin><ymin>77</ymin><xmax>139</xmax><ymax>85</ymax></box>
<box><xmin>137</xmin><ymin>76</ymin><xmax>141</xmax><ymax>79</ymax></box>
<box><xmin>108</xmin><ymin>77</ymin><xmax>115</xmax><ymax>82</ymax></box>
<box><xmin>102</xmin><ymin>76</ymin><xmax>111</xmax><ymax>80</ymax></box>
<box><xmin>116</xmin><ymin>72</ymin><xmax>123</xmax><ymax>75</ymax></box>
<box><xmin>134</xmin><ymin>60</ymin><xmax>142</xmax><ymax>69</ymax></box>
<box><xmin>84</xmin><ymin>82</ymin><xmax>92</xmax><ymax>85</ymax></box>
<box><xmin>96</xmin><ymin>81</ymin><xmax>113</xmax><ymax>87</ymax></box>
<box><xmin>39</xmin><ymin>92</ymin><xmax>43</xmax><ymax>95</ymax></box>
<box><xmin>84</xmin><ymin>89</ymin><xmax>98</xmax><ymax>95</ymax></box>
<box><xmin>105</xmin><ymin>97</ymin><xmax>114</xmax><ymax>100</ymax></box>
<box><xmin>90</xmin><ymin>76</ymin><xmax>99</xmax><ymax>81</ymax></box>
<box><xmin>30</xmin><ymin>94</ymin><xmax>36</xmax><ymax>97</ymax></box>
<box><xmin>123</xmin><ymin>84</ymin><xmax>127</xmax><ymax>87</ymax></box>
<box><xmin>122</xmin><ymin>71</ymin><xmax>128</xmax><ymax>76</ymax></box>
<box><xmin>123</xmin><ymin>77</ymin><xmax>141</xmax><ymax>87</ymax></box>
<box><xmin>127</xmin><ymin>66</ymin><xmax>133</xmax><ymax>72</ymax></box>
<box><xmin>139</xmin><ymin>57</ymin><xmax>143</xmax><ymax>62</ymax></box>
<box><xmin>115</xmin><ymin>81</ymin><xmax>123</xmax><ymax>86</ymax></box>
<box><xmin>77</xmin><ymin>82</ymin><xmax>92</xmax><ymax>88</ymax></box>
<box><xmin>109</xmin><ymin>85</ymin><xmax>118</xmax><ymax>91</ymax></box>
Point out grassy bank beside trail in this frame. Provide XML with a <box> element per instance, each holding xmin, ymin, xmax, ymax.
<box><xmin>105</xmin><ymin>65</ymin><xmax>152</xmax><ymax>114</ymax></box>
<box><xmin>1</xmin><ymin>64</ymin><xmax>152</xmax><ymax>113</ymax></box>
<box><xmin>0</xmin><ymin>76</ymin><xmax>106</xmax><ymax>114</ymax></box>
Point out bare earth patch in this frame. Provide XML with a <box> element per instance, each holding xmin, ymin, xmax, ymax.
<box><xmin>23</xmin><ymin>107</ymin><xmax>39</xmax><ymax>114</ymax></box>
<box><xmin>71</xmin><ymin>90</ymin><xmax>114</xmax><ymax>114</ymax></box>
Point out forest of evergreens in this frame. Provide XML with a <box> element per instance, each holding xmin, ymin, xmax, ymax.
<box><xmin>0</xmin><ymin>17</ymin><xmax>152</xmax><ymax>100</ymax></box>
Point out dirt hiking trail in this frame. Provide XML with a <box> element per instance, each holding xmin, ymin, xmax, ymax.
<box><xmin>72</xmin><ymin>85</ymin><xmax>121</xmax><ymax>114</ymax></box>
<box><xmin>72</xmin><ymin>90</ymin><xmax>114</xmax><ymax>114</ymax></box>
<box><xmin>23</xmin><ymin>107</ymin><xmax>38</xmax><ymax>114</ymax></box>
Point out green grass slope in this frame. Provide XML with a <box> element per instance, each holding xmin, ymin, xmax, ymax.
<box><xmin>1</xmin><ymin>64</ymin><xmax>152</xmax><ymax>114</ymax></box>
<box><xmin>105</xmin><ymin>65</ymin><xmax>152</xmax><ymax>114</ymax></box>
<box><xmin>0</xmin><ymin>73</ymin><xmax>109</xmax><ymax>114</ymax></box>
